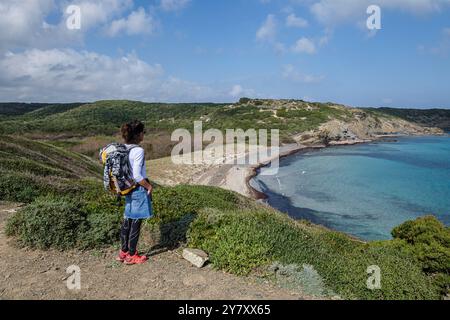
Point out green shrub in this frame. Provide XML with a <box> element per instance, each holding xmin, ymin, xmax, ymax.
<box><xmin>0</xmin><ymin>154</ymin><xmax>70</xmax><ymax>177</ymax></box>
<box><xmin>151</xmin><ymin>185</ymin><xmax>241</xmax><ymax>224</ymax></box>
<box><xmin>392</xmin><ymin>216</ymin><xmax>450</xmax><ymax>294</ymax></box>
<box><xmin>269</xmin><ymin>262</ymin><xmax>335</xmax><ymax>297</ymax></box>
<box><xmin>392</xmin><ymin>216</ymin><xmax>450</xmax><ymax>273</ymax></box>
<box><xmin>144</xmin><ymin>185</ymin><xmax>244</xmax><ymax>249</ymax></box>
<box><xmin>239</xmin><ymin>97</ymin><xmax>251</xmax><ymax>104</ymax></box>
<box><xmin>188</xmin><ymin>208</ymin><xmax>441</xmax><ymax>300</ymax></box>
<box><xmin>5</xmin><ymin>182</ymin><xmax>245</xmax><ymax>251</ymax></box>
<box><xmin>6</xmin><ymin>192</ymin><xmax>123</xmax><ymax>250</ymax></box>
<box><xmin>0</xmin><ymin>173</ymin><xmax>52</xmax><ymax>203</ymax></box>
<box><xmin>78</xmin><ymin>194</ymin><xmax>123</xmax><ymax>249</ymax></box>
<box><xmin>0</xmin><ymin>171</ymin><xmax>90</xmax><ymax>203</ymax></box>
<box><xmin>189</xmin><ymin>208</ymin><xmax>271</xmax><ymax>275</ymax></box>
<box><xmin>6</xmin><ymin>196</ymin><xmax>88</xmax><ymax>250</ymax></box>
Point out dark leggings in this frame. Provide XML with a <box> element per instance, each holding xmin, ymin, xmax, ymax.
<box><xmin>120</xmin><ymin>218</ymin><xmax>143</xmax><ymax>256</ymax></box>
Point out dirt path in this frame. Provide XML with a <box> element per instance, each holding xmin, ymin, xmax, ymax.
<box><xmin>0</xmin><ymin>202</ymin><xmax>308</xmax><ymax>300</ymax></box>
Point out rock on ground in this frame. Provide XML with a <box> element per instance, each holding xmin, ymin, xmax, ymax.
<box><xmin>182</xmin><ymin>248</ymin><xmax>209</xmax><ymax>268</ymax></box>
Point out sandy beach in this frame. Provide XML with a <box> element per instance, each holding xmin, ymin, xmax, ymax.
<box><xmin>148</xmin><ymin>139</ymin><xmax>371</xmax><ymax>199</ymax></box>
<box><xmin>149</xmin><ymin>143</ymin><xmax>299</xmax><ymax>198</ymax></box>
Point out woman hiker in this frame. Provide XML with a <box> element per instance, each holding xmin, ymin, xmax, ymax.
<box><xmin>116</xmin><ymin>120</ymin><xmax>153</xmax><ymax>265</ymax></box>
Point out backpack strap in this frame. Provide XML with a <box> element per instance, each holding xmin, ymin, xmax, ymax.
<box><xmin>125</xmin><ymin>145</ymin><xmax>144</xmax><ymax>169</ymax></box>
<box><xmin>125</xmin><ymin>144</ymin><xmax>139</xmax><ymax>151</ymax></box>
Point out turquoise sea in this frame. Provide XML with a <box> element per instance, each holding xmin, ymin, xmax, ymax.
<box><xmin>251</xmin><ymin>135</ymin><xmax>450</xmax><ymax>240</ymax></box>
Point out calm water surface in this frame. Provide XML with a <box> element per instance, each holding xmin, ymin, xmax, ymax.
<box><xmin>252</xmin><ymin>136</ymin><xmax>450</xmax><ymax>240</ymax></box>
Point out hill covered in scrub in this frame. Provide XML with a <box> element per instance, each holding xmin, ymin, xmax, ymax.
<box><xmin>0</xmin><ymin>103</ymin><xmax>84</xmax><ymax>117</ymax></box>
<box><xmin>0</xmin><ymin>99</ymin><xmax>444</xmax><ymax>146</ymax></box>
<box><xmin>1</xmin><ymin>134</ymin><xmax>449</xmax><ymax>300</ymax></box>
<box><xmin>371</xmin><ymin>107</ymin><xmax>450</xmax><ymax>131</ymax></box>
<box><xmin>0</xmin><ymin>135</ymin><xmax>101</xmax><ymax>203</ymax></box>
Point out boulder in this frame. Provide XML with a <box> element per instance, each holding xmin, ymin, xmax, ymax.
<box><xmin>182</xmin><ymin>248</ymin><xmax>209</xmax><ymax>268</ymax></box>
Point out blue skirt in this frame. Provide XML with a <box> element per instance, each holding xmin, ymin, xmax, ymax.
<box><xmin>124</xmin><ymin>186</ymin><xmax>153</xmax><ymax>219</ymax></box>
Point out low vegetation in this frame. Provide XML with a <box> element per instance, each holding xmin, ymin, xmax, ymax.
<box><xmin>391</xmin><ymin>216</ymin><xmax>450</xmax><ymax>295</ymax></box>
<box><xmin>0</xmin><ymin>101</ymin><xmax>222</xmax><ymax>136</ymax></box>
<box><xmin>0</xmin><ymin>100</ymin><xmax>363</xmax><ymax>161</ymax></box>
<box><xmin>0</xmin><ymin>100</ymin><xmax>354</xmax><ymax>144</ymax></box>
<box><xmin>6</xmin><ymin>193</ymin><xmax>122</xmax><ymax>250</ymax></box>
<box><xmin>188</xmin><ymin>208</ymin><xmax>447</xmax><ymax>300</ymax></box>
<box><xmin>2</xmin><ymin>100</ymin><xmax>446</xmax><ymax>161</ymax></box>
<box><xmin>6</xmin><ymin>173</ymin><xmax>447</xmax><ymax>299</ymax></box>
<box><xmin>371</xmin><ymin>107</ymin><xmax>450</xmax><ymax>131</ymax></box>
<box><xmin>0</xmin><ymin>103</ymin><xmax>71</xmax><ymax>116</ymax></box>
<box><xmin>0</xmin><ymin>135</ymin><xmax>101</xmax><ymax>203</ymax></box>
<box><xmin>2</xmin><ymin>102</ymin><xmax>449</xmax><ymax>300</ymax></box>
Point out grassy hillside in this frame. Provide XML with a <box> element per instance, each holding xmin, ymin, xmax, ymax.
<box><xmin>0</xmin><ymin>103</ymin><xmax>50</xmax><ymax>116</ymax></box>
<box><xmin>0</xmin><ymin>100</ymin><xmax>353</xmax><ymax>142</ymax></box>
<box><xmin>373</xmin><ymin>108</ymin><xmax>450</xmax><ymax>131</ymax></box>
<box><xmin>0</xmin><ymin>100</ymin><xmax>362</xmax><ymax>160</ymax></box>
<box><xmin>0</xmin><ymin>135</ymin><xmax>101</xmax><ymax>202</ymax></box>
<box><xmin>2</xmin><ymin>136</ymin><xmax>448</xmax><ymax>299</ymax></box>
<box><xmin>0</xmin><ymin>103</ymin><xmax>84</xmax><ymax>117</ymax></box>
<box><xmin>1</xmin><ymin>100</ymin><xmax>446</xmax><ymax>150</ymax></box>
<box><xmin>0</xmin><ymin>101</ymin><xmax>221</xmax><ymax>135</ymax></box>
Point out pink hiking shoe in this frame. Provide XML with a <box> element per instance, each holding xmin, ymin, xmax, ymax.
<box><xmin>116</xmin><ymin>250</ymin><xmax>128</xmax><ymax>262</ymax></box>
<box><xmin>124</xmin><ymin>252</ymin><xmax>148</xmax><ymax>265</ymax></box>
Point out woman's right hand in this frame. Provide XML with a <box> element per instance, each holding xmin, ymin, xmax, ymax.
<box><xmin>138</xmin><ymin>178</ymin><xmax>153</xmax><ymax>195</ymax></box>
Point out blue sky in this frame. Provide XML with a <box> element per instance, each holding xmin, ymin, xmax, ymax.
<box><xmin>0</xmin><ymin>0</ymin><xmax>449</xmax><ymax>108</ymax></box>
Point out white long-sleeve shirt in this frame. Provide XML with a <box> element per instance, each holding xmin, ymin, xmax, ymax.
<box><xmin>126</xmin><ymin>145</ymin><xmax>147</xmax><ymax>183</ymax></box>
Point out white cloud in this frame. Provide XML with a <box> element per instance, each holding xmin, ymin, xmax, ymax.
<box><xmin>0</xmin><ymin>0</ymin><xmax>135</xmax><ymax>50</ymax></box>
<box><xmin>310</xmin><ymin>0</ymin><xmax>449</xmax><ymax>26</ymax></box>
<box><xmin>106</xmin><ymin>7</ymin><xmax>156</xmax><ymax>37</ymax></box>
<box><xmin>282</xmin><ymin>64</ymin><xmax>324</xmax><ymax>83</ymax></box>
<box><xmin>0</xmin><ymin>0</ymin><xmax>53</xmax><ymax>42</ymax></box>
<box><xmin>228</xmin><ymin>84</ymin><xmax>255</xmax><ymax>98</ymax></box>
<box><xmin>292</xmin><ymin>37</ymin><xmax>316</xmax><ymax>54</ymax></box>
<box><xmin>256</xmin><ymin>14</ymin><xmax>277</xmax><ymax>42</ymax></box>
<box><xmin>256</xmin><ymin>14</ymin><xmax>289</xmax><ymax>54</ymax></box>
<box><xmin>286</xmin><ymin>13</ymin><xmax>308</xmax><ymax>28</ymax></box>
<box><xmin>66</xmin><ymin>0</ymin><xmax>133</xmax><ymax>30</ymax></box>
<box><xmin>160</xmin><ymin>0</ymin><xmax>191</xmax><ymax>12</ymax></box>
<box><xmin>229</xmin><ymin>85</ymin><xmax>244</xmax><ymax>97</ymax></box>
<box><xmin>230</xmin><ymin>84</ymin><xmax>244</xmax><ymax>97</ymax></box>
<box><xmin>0</xmin><ymin>0</ymin><xmax>66</xmax><ymax>50</ymax></box>
<box><xmin>0</xmin><ymin>49</ymin><xmax>225</xmax><ymax>102</ymax></box>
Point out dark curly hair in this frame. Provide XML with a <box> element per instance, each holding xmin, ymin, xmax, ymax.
<box><xmin>121</xmin><ymin>120</ymin><xmax>145</xmax><ymax>144</ymax></box>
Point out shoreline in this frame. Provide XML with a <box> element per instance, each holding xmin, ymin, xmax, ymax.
<box><xmin>245</xmin><ymin>144</ymin><xmax>325</xmax><ymax>200</ymax></box>
<box><xmin>244</xmin><ymin>139</ymin><xmax>373</xmax><ymax>201</ymax></box>
<box><xmin>244</xmin><ymin>133</ymin><xmax>449</xmax><ymax>202</ymax></box>
<box><xmin>149</xmin><ymin>133</ymin><xmax>448</xmax><ymax>202</ymax></box>
<box><xmin>242</xmin><ymin>133</ymin><xmax>449</xmax><ymax>242</ymax></box>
